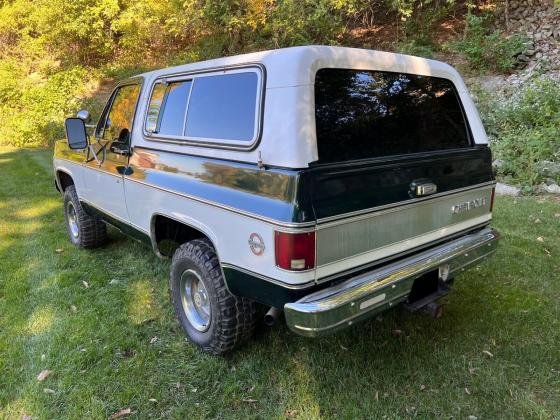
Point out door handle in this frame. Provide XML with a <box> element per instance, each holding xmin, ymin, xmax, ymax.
<box><xmin>410</xmin><ymin>179</ymin><xmax>437</xmax><ymax>197</ymax></box>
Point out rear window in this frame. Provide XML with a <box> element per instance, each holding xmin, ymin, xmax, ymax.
<box><xmin>314</xmin><ymin>69</ymin><xmax>471</xmax><ymax>163</ymax></box>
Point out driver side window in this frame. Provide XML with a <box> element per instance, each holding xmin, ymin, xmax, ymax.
<box><xmin>99</xmin><ymin>84</ymin><xmax>141</xmax><ymax>143</ymax></box>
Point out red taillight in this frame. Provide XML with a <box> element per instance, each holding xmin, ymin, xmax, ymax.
<box><xmin>274</xmin><ymin>231</ymin><xmax>316</xmax><ymax>271</ymax></box>
<box><xmin>490</xmin><ymin>187</ymin><xmax>496</xmax><ymax>212</ymax></box>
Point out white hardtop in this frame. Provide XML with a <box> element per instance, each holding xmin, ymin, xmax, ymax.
<box><xmin>132</xmin><ymin>46</ymin><xmax>488</xmax><ymax>168</ymax></box>
<box><xmin>140</xmin><ymin>45</ymin><xmax>466</xmax><ymax>89</ymax></box>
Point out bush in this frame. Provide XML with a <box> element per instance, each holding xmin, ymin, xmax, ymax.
<box><xmin>0</xmin><ymin>0</ymin><xmax>354</xmax><ymax>147</ymax></box>
<box><xmin>477</xmin><ymin>76</ymin><xmax>560</xmax><ymax>187</ymax></box>
<box><xmin>448</xmin><ymin>13</ymin><xmax>526</xmax><ymax>73</ymax></box>
<box><xmin>397</xmin><ymin>40</ymin><xmax>434</xmax><ymax>58</ymax></box>
<box><xmin>0</xmin><ymin>63</ymin><xmax>101</xmax><ymax>147</ymax></box>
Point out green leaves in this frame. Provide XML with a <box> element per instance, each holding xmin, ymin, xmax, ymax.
<box><xmin>479</xmin><ymin>76</ymin><xmax>560</xmax><ymax>188</ymax></box>
<box><xmin>447</xmin><ymin>13</ymin><xmax>527</xmax><ymax>73</ymax></box>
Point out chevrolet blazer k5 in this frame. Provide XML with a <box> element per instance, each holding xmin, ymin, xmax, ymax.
<box><xmin>54</xmin><ymin>46</ymin><xmax>499</xmax><ymax>354</ymax></box>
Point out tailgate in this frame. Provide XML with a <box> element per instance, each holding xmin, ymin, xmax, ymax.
<box><xmin>307</xmin><ymin>147</ymin><xmax>494</xmax><ymax>280</ymax></box>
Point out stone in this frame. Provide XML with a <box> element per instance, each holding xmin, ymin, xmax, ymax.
<box><xmin>546</xmin><ymin>183</ymin><xmax>560</xmax><ymax>194</ymax></box>
<box><xmin>495</xmin><ymin>183</ymin><xmax>521</xmax><ymax>196</ymax></box>
<box><xmin>477</xmin><ymin>75</ymin><xmax>507</xmax><ymax>91</ymax></box>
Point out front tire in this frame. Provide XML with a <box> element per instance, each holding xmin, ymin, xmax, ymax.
<box><xmin>170</xmin><ymin>239</ymin><xmax>257</xmax><ymax>355</ymax></box>
<box><xmin>63</xmin><ymin>186</ymin><xmax>107</xmax><ymax>248</ymax></box>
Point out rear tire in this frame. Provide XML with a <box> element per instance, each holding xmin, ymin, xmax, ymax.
<box><xmin>63</xmin><ymin>185</ymin><xmax>107</xmax><ymax>248</ymax></box>
<box><xmin>170</xmin><ymin>239</ymin><xmax>257</xmax><ymax>355</ymax></box>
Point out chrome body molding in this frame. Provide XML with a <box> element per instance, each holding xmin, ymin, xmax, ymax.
<box><xmin>284</xmin><ymin>227</ymin><xmax>499</xmax><ymax>337</ymax></box>
<box><xmin>56</xmin><ymin>153</ymin><xmax>315</xmax><ymax>229</ymax></box>
<box><xmin>315</xmin><ymin>185</ymin><xmax>494</xmax><ymax>270</ymax></box>
<box><xmin>315</xmin><ymin>222</ymin><xmax>489</xmax><ymax>284</ymax></box>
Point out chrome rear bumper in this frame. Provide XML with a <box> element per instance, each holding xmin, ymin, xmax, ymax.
<box><xmin>284</xmin><ymin>227</ymin><xmax>499</xmax><ymax>337</ymax></box>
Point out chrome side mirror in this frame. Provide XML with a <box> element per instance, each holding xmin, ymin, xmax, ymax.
<box><xmin>76</xmin><ymin>109</ymin><xmax>91</xmax><ymax>123</ymax></box>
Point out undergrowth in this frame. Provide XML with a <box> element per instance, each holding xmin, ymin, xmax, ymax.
<box><xmin>475</xmin><ymin>76</ymin><xmax>560</xmax><ymax>189</ymax></box>
<box><xmin>446</xmin><ymin>13</ymin><xmax>526</xmax><ymax>73</ymax></box>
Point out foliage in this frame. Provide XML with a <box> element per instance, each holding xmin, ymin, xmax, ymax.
<box><xmin>0</xmin><ymin>0</ymin><xmax>356</xmax><ymax>147</ymax></box>
<box><xmin>0</xmin><ymin>0</ymin><xmax>531</xmax><ymax>147</ymax></box>
<box><xmin>397</xmin><ymin>40</ymin><xmax>434</xmax><ymax>58</ymax></box>
<box><xmin>0</xmin><ymin>63</ymin><xmax>101</xmax><ymax>147</ymax></box>
<box><xmin>476</xmin><ymin>76</ymin><xmax>560</xmax><ymax>187</ymax></box>
<box><xmin>392</xmin><ymin>0</ymin><xmax>456</xmax><ymax>46</ymax></box>
<box><xmin>447</xmin><ymin>13</ymin><xmax>526</xmax><ymax>73</ymax></box>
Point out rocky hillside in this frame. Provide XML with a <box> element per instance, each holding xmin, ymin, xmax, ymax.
<box><xmin>498</xmin><ymin>0</ymin><xmax>560</xmax><ymax>71</ymax></box>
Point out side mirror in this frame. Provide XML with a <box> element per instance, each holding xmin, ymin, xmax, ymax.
<box><xmin>76</xmin><ymin>109</ymin><xmax>91</xmax><ymax>123</ymax></box>
<box><xmin>65</xmin><ymin>118</ymin><xmax>88</xmax><ymax>150</ymax></box>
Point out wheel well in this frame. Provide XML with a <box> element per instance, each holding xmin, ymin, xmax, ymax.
<box><xmin>152</xmin><ymin>215</ymin><xmax>209</xmax><ymax>257</ymax></box>
<box><xmin>57</xmin><ymin>171</ymin><xmax>74</xmax><ymax>192</ymax></box>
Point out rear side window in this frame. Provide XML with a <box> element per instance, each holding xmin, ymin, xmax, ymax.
<box><xmin>144</xmin><ymin>70</ymin><xmax>260</xmax><ymax>145</ymax></box>
<box><xmin>314</xmin><ymin>69</ymin><xmax>471</xmax><ymax>163</ymax></box>
<box><xmin>145</xmin><ymin>81</ymin><xmax>192</xmax><ymax>136</ymax></box>
<box><xmin>159</xmin><ymin>81</ymin><xmax>192</xmax><ymax>136</ymax></box>
<box><xmin>186</xmin><ymin>72</ymin><xmax>258</xmax><ymax>142</ymax></box>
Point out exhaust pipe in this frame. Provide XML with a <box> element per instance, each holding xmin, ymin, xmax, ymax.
<box><xmin>264</xmin><ymin>307</ymin><xmax>282</xmax><ymax>327</ymax></box>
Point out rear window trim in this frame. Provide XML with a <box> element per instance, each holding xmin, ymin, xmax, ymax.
<box><xmin>142</xmin><ymin>64</ymin><xmax>265</xmax><ymax>151</ymax></box>
<box><xmin>312</xmin><ymin>67</ymin><xmax>474</xmax><ymax>165</ymax></box>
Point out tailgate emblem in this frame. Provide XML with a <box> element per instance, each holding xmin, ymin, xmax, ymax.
<box><xmin>410</xmin><ymin>180</ymin><xmax>437</xmax><ymax>197</ymax></box>
<box><xmin>451</xmin><ymin>198</ymin><xmax>487</xmax><ymax>214</ymax></box>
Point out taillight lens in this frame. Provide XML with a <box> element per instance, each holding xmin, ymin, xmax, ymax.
<box><xmin>274</xmin><ymin>231</ymin><xmax>316</xmax><ymax>271</ymax></box>
<box><xmin>490</xmin><ymin>187</ymin><xmax>496</xmax><ymax>212</ymax></box>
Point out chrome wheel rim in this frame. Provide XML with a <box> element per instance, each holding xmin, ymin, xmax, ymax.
<box><xmin>66</xmin><ymin>201</ymin><xmax>79</xmax><ymax>239</ymax></box>
<box><xmin>179</xmin><ymin>269</ymin><xmax>211</xmax><ymax>332</ymax></box>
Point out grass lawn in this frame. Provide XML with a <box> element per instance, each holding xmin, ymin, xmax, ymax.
<box><xmin>1</xmin><ymin>146</ymin><xmax>559</xmax><ymax>419</ymax></box>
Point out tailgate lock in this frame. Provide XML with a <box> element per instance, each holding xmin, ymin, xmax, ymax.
<box><xmin>410</xmin><ymin>179</ymin><xmax>438</xmax><ymax>197</ymax></box>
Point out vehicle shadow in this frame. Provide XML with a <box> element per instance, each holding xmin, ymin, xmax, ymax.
<box><xmin>243</xmin><ymin>257</ymin><xmax>507</xmax><ymax>417</ymax></box>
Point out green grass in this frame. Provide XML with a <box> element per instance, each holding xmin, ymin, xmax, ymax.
<box><xmin>1</xmin><ymin>147</ymin><xmax>559</xmax><ymax>419</ymax></box>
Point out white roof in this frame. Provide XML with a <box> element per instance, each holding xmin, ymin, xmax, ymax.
<box><xmin>140</xmin><ymin>45</ymin><xmax>465</xmax><ymax>89</ymax></box>
<box><xmin>133</xmin><ymin>46</ymin><xmax>488</xmax><ymax>168</ymax></box>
